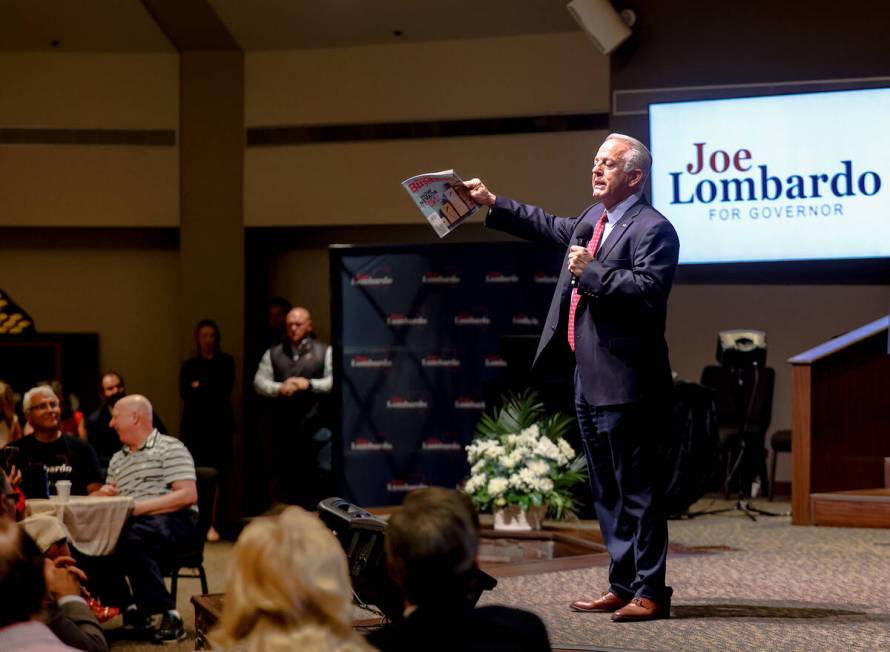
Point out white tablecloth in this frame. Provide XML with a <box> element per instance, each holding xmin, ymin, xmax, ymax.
<box><xmin>26</xmin><ymin>495</ymin><xmax>134</xmax><ymax>556</ymax></box>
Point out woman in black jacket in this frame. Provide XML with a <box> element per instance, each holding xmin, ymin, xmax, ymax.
<box><xmin>179</xmin><ymin>319</ymin><xmax>235</xmax><ymax>542</ymax></box>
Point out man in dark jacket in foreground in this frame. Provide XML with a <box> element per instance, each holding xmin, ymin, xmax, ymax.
<box><xmin>367</xmin><ymin>487</ymin><xmax>550</xmax><ymax>652</ymax></box>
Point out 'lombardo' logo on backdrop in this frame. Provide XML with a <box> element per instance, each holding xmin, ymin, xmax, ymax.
<box><xmin>350</xmin><ymin>437</ymin><xmax>394</xmax><ymax>451</ymax></box>
<box><xmin>350</xmin><ymin>355</ymin><xmax>393</xmax><ymax>368</ymax></box>
<box><xmin>421</xmin><ymin>354</ymin><xmax>460</xmax><ymax>368</ymax></box>
<box><xmin>534</xmin><ymin>272</ymin><xmax>558</xmax><ymax>284</ymax></box>
<box><xmin>485</xmin><ymin>271</ymin><xmax>519</xmax><ymax>283</ymax></box>
<box><xmin>387</xmin><ymin>314</ymin><xmax>428</xmax><ymax>326</ymax></box>
<box><xmin>386</xmin><ymin>396</ymin><xmax>429</xmax><ymax>409</ymax></box>
<box><xmin>454</xmin><ymin>312</ymin><xmax>491</xmax><ymax>326</ymax></box>
<box><xmin>422</xmin><ymin>436</ymin><xmax>463</xmax><ymax>451</ymax></box>
<box><xmin>650</xmin><ymin>89</ymin><xmax>890</xmax><ymax>264</ymax></box>
<box><xmin>454</xmin><ymin>396</ymin><xmax>485</xmax><ymax>410</ymax></box>
<box><xmin>512</xmin><ymin>314</ymin><xmax>540</xmax><ymax>326</ymax></box>
<box><xmin>351</xmin><ymin>273</ymin><xmax>394</xmax><ymax>286</ymax></box>
<box><xmin>484</xmin><ymin>355</ymin><xmax>508</xmax><ymax>368</ymax></box>
<box><xmin>387</xmin><ymin>480</ymin><xmax>428</xmax><ymax>493</ymax></box>
<box><xmin>422</xmin><ymin>271</ymin><xmax>461</xmax><ymax>284</ymax></box>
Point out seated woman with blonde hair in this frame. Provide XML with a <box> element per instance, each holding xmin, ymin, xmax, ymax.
<box><xmin>212</xmin><ymin>506</ymin><xmax>373</xmax><ymax>652</ymax></box>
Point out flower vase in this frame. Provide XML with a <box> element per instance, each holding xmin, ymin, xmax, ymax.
<box><xmin>493</xmin><ymin>504</ymin><xmax>546</xmax><ymax>531</ymax></box>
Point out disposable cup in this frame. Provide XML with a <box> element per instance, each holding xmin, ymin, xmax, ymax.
<box><xmin>55</xmin><ymin>480</ymin><xmax>72</xmax><ymax>502</ymax></box>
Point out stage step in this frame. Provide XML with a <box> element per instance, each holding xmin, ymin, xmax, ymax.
<box><xmin>810</xmin><ymin>488</ymin><xmax>890</xmax><ymax>528</ymax></box>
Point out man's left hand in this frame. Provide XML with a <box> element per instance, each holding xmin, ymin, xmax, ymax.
<box><xmin>568</xmin><ymin>245</ymin><xmax>593</xmax><ymax>278</ymax></box>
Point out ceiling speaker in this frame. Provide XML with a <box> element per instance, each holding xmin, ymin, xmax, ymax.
<box><xmin>566</xmin><ymin>0</ymin><xmax>632</xmax><ymax>54</ymax></box>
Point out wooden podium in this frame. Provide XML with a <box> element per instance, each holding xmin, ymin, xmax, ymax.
<box><xmin>790</xmin><ymin>316</ymin><xmax>890</xmax><ymax>526</ymax></box>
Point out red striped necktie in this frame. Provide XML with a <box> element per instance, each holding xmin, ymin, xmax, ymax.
<box><xmin>567</xmin><ymin>210</ymin><xmax>608</xmax><ymax>352</ymax></box>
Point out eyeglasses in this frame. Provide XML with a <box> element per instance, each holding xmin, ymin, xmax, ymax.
<box><xmin>2</xmin><ymin>492</ymin><xmax>18</xmax><ymax>502</ymax></box>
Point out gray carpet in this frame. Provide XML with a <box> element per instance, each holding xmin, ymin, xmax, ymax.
<box><xmin>110</xmin><ymin>499</ymin><xmax>890</xmax><ymax>651</ymax></box>
<box><xmin>478</xmin><ymin>499</ymin><xmax>890</xmax><ymax>652</ymax></box>
<box><xmin>107</xmin><ymin>539</ymin><xmax>231</xmax><ymax>652</ymax></box>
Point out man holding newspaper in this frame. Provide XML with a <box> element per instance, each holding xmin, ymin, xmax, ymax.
<box><xmin>462</xmin><ymin>133</ymin><xmax>680</xmax><ymax>622</ymax></box>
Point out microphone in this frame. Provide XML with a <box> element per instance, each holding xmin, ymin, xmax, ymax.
<box><xmin>569</xmin><ymin>222</ymin><xmax>594</xmax><ymax>288</ymax></box>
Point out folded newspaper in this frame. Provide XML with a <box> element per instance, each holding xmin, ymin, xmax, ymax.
<box><xmin>401</xmin><ymin>170</ymin><xmax>481</xmax><ymax>238</ymax></box>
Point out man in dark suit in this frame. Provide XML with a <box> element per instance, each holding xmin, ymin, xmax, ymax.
<box><xmin>367</xmin><ymin>487</ymin><xmax>550</xmax><ymax>652</ymax></box>
<box><xmin>463</xmin><ymin>133</ymin><xmax>680</xmax><ymax>622</ymax></box>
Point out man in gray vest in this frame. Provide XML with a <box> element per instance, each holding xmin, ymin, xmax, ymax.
<box><xmin>253</xmin><ymin>307</ymin><xmax>332</xmax><ymax>508</ymax></box>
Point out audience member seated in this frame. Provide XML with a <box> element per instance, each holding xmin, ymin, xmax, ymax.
<box><xmin>92</xmin><ymin>395</ymin><xmax>196</xmax><ymax>644</ymax></box>
<box><xmin>36</xmin><ymin>381</ymin><xmax>84</xmax><ymax>442</ymax></box>
<box><xmin>0</xmin><ymin>514</ymin><xmax>107</xmax><ymax>652</ymax></box>
<box><xmin>1</xmin><ymin>468</ymin><xmax>110</xmax><ymax>652</ymax></box>
<box><xmin>0</xmin><ymin>380</ymin><xmax>23</xmax><ymax>447</ymax></box>
<box><xmin>211</xmin><ymin>506</ymin><xmax>373</xmax><ymax>652</ymax></box>
<box><xmin>83</xmin><ymin>371</ymin><xmax>167</xmax><ymax>473</ymax></box>
<box><xmin>15</xmin><ymin>386</ymin><xmax>103</xmax><ymax>498</ymax></box>
<box><xmin>367</xmin><ymin>487</ymin><xmax>551</xmax><ymax>652</ymax></box>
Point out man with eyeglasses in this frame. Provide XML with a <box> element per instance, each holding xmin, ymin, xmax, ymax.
<box><xmin>463</xmin><ymin>134</ymin><xmax>680</xmax><ymax>622</ymax></box>
<box><xmin>11</xmin><ymin>386</ymin><xmax>103</xmax><ymax>498</ymax></box>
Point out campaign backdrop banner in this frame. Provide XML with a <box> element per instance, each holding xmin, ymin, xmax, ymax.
<box><xmin>649</xmin><ymin>87</ymin><xmax>890</xmax><ymax>264</ymax></box>
<box><xmin>331</xmin><ymin>242</ymin><xmax>562</xmax><ymax>506</ymax></box>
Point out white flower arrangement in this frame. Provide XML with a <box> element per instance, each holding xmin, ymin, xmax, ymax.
<box><xmin>463</xmin><ymin>391</ymin><xmax>586</xmax><ymax>519</ymax></box>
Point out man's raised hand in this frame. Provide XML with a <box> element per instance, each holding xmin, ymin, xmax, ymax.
<box><xmin>462</xmin><ymin>178</ymin><xmax>497</xmax><ymax>207</ymax></box>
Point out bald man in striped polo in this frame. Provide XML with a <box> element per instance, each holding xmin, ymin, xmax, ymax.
<box><xmin>94</xmin><ymin>395</ymin><xmax>197</xmax><ymax>644</ymax></box>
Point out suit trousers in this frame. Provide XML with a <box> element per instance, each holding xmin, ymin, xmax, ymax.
<box><xmin>574</xmin><ymin>369</ymin><xmax>670</xmax><ymax>602</ymax></box>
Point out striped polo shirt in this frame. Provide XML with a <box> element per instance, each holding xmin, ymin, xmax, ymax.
<box><xmin>107</xmin><ymin>429</ymin><xmax>198</xmax><ymax>512</ymax></box>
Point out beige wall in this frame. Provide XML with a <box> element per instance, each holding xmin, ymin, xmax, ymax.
<box><xmin>0</xmin><ymin>243</ymin><xmax>182</xmax><ymax>427</ymax></box>
<box><xmin>0</xmin><ymin>145</ymin><xmax>178</xmax><ymax>227</ymax></box>
<box><xmin>0</xmin><ymin>52</ymin><xmax>179</xmax><ymax>228</ymax></box>
<box><xmin>247</xmin><ymin>33</ymin><xmax>608</xmax><ymax>125</ymax></box>
<box><xmin>0</xmin><ymin>53</ymin><xmax>178</xmax><ymax>128</ymax></box>
<box><xmin>246</xmin><ymin>129</ymin><xmax>607</xmax><ymax>226</ymax></box>
<box><xmin>245</xmin><ymin>32</ymin><xmax>609</xmax><ymax>227</ymax></box>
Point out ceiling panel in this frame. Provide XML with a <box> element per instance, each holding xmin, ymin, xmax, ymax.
<box><xmin>209</xmin><ymin>0</ymin><xmax>580</xmax><ymax>50</ymax></box>
<box><xmin>0</xmin><ymin>0</ymin><xmax>582</xmax><ymax>52</ymax></box>
<box><xmin>0</xmin><ymin>0</ymin><xmax>173</xmax><ymax>51</ymax></box>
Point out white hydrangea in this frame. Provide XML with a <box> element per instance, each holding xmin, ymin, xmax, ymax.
<box><xmin>518</xmin><ymin>425</ymin><xmax>540</xmax><ymax>449</ymax></box>
<box><xmin>527</xmin><ymin>459</ymin><xmax>550</xmax><ymax>477</ymax></box>
<box><xmin>502</xmin><ymin>449</ymin><xmax>524</xmax><ymax>470</ymax></box>
<box><xmin>558</xmin><ymin>438</ymin><xmax>575</xmax><ymax>461</ymax></box>
<box><xmin>521</xmin><ymin>424</ymin><xmax>541</xmax><ymax>440</ymax></box>
<box><xmin>483</xmin><ymin>442</ymin><xmax>504</xmax><ymax>460</ymax></box>
<box><xmin>487</xmin><ymin>477</ymin><xmax>509</xmax><ymax>496</ymax></box>
<box><xmin>518</xmin><ymin>467</ymin><xmax>537</xmax><ymax>488</ymax></box>
<box><xmin>464</xmin><ymin>413</ymin><xmax>580</xmax><ymax>511</ymax></box>
<box><xmin>534</xmin><ymin>437</ymin><xmax>562</xmax><ymax>463</ymax></box>
<box><xmin>464</xmin><ymin>473</ymin><xmax>485</xmax><ymax>494</ymax></box>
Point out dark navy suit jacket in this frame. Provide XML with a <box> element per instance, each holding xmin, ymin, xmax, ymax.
<box><xmin>486</xmin><ymin>195</ymin><xmax>680</xmax><ymax>407</ymax></box>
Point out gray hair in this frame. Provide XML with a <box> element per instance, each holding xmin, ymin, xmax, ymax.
<box><xmin>22</xmin><ymin>385</ymin><xmax>57</xmax><ymax>412</ymax></box>
<box><xmin>606</xmin><ymin>132</ymin><xmax>652</xmax><ymax>185</ymax></box>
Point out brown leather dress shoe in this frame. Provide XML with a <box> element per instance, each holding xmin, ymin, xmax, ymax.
<box><xmin>610</xmin><ymin>596</ymin><xmax>670</xmax><ymax>622</ymax></box>
<box><xmin>570</xmin><ymin>591</ymin><xmax>629</xmax><ymax>612</ymax></box>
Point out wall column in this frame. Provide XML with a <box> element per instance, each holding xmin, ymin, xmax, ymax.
<box><xmin>179</xmin><ymin>50</ymin><xmax>245</xmax><ymax>526</ymax></box>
